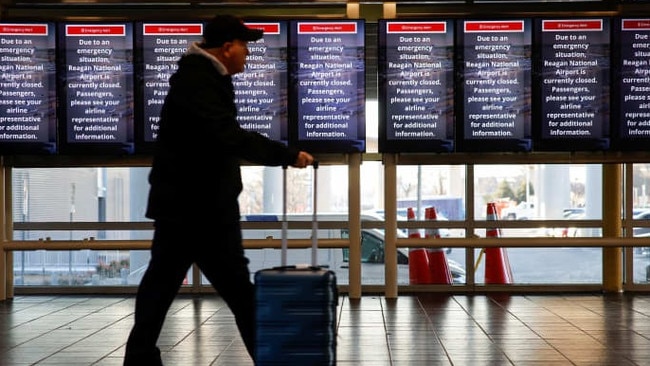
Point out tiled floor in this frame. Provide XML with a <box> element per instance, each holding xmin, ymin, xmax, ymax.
<box><xmin>1</xmin><ymin>293</ymin><xmax>650</xmax><ymax>365</ymax></box>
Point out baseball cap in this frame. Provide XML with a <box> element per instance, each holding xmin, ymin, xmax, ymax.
<box><xmin>202</xmin><ymin>14</ymin><xmax>264</xmax><ymax>48</ymax></box>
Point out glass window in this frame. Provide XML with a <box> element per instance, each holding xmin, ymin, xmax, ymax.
<box><xmin>472</xmin><ymin>164</ymin><xmax>603</xmax><ymax>284</ymax></box>
<box><xmin>8</xmin><ymin>162</ymin><xmax>646</xmax><ymax>288</ymax></box>
<box><xmin>12</xmin><ymin>167</ymin><xmax>152</xmax><ymax>286</ymax></box>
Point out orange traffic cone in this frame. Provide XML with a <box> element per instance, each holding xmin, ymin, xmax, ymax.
<box><xmin>424</xmin><ymin>206</ymin><xmax>440</xmax><ymax>239</ymax></box>
<box><xmin>425</xmin><ymin>206</ymin><xmax>453</xmax><ymax>285</ymax></box>
<box><xmin>409</xmin><ymin>248</ymin><xmax>434</xmax><ymax>284</ymax></box>
<box><xmin>407</xmin><ymin>207</ymin><xmax>434</xmax><ymax>284</ymax></box>
<box><xmin>407</xmin><ymin>207</ymin><xmax>421</xmax><ymax>238</ymax></box>
<box><xmin>484</xmin><ymin>202</ymin><xmax>514</xmax><ymax>284</ymax></box>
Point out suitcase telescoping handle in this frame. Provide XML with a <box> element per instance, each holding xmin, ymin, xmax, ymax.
<box><xmin>281</xmin><ymin>161</ymin><xmax>319</xmax><ymax>268</ymax></box>
<box><xmin>311</xmin><ymin>160</ymin><xmax>319</xmax><ymax>267</ymax></box>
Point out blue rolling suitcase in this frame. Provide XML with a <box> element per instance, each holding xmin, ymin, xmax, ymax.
<box><xmin>254</xmin><ymin>162</ymin><xmax>338</xmax><ymax>365</ymax></box>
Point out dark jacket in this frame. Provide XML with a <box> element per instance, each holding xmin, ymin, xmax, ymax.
<box><xmin>145</xmin><ymin>50</ymin><xmax>299</xmax><ymax>222</ymax></box>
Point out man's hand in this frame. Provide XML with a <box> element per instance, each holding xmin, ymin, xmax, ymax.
<box><xmin>293</xmin><ymin>151</ymin><xmax>314</xmax><ymax>168</ymax></box>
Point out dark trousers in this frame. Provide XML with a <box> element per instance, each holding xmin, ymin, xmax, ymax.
<box><xmin>124</xmin><ymin>220</ymin><xmax>255</xmax><ymax>365</ymax></box>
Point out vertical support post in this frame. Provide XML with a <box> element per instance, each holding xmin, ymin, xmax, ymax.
<box><xmin>384</xmin><ymin>154</ymin><xmax>398</xmax><ymax>299</ymax></box>
<box><xmin>465</xmin><ymin>164</ymin><xmax>476</xmax><ymax>286</ymax></box>
<box><xmin>347</xmin><ymin>153</ymin><xmax>362</xmax><ymax>299</ymax></box>
<box><xmin>346</xmin><ymin>2</ymin><xmax>359</xmax><ymax>19</ymax></box>
<box><xmin>0</xmin><ymin>249</ymin><xmax>4</xmax><ymax>301</ymax></box>
<box><xmin>623</xmin><ymin>163</ymin><xmax>635</xmax><ymax>287</ymax></box>
<box><xmin>383</xmin><ymin>2</ymin><xmax>397</xmax><ymax>18</ymax></box>
<box><xmin>0</xmin><ymin>159</ymin><xmax>8</xmax><ymax>300</ymax></box>
<box><xmin>603</xmin><ymin>163</ymin><xmax>622</xmax><ymax>292</ymax></box>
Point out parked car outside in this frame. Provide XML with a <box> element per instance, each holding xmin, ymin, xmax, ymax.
<box><xmin>544</xmin><ymin>208</ymin><xmax>586</xmax><ymax>237</ymax></box>
<box><xmin>342</xmin><ymin>228</ymin><xmax>466</xmax><ymax>284</ymax></box>
<box><xmin>241</xmin><ymin>213</ymin><xmax>467</xmax><ymax>284</ymax></box>
<box><xmin>374</xmin><ymin>208</ymin><xmax>454</xmax><ymax>253</ymax></box>
<box><xmin>633</xmin><ymin>209</ymin><xmax>650</xmax><ymax>237</ymax></box>
<box><xmin>374</xmin><ymin>208</ymin><xmax>453</xmax><ymax>237</ymax></box>
<box><xmin>501</xmin><ymin>201</ymin><xmax>536</xmax><ymax>220</ymax></box>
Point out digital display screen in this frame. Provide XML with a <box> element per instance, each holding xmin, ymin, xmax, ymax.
<box><xmin>534</xmin><ymin>18</ymin><xmax>610</xmax><ymax>151</ymax></box>
<box><xmin>378</xmin><ymin>19</ymin><xmax>454</xmax><ymax>153</ymax></box>
<box><xmin>289</xmin><ymin>19</ymin><xmax>366</xmax><ymax>153</ymax></box>
<box><xmin>457</xmin><ymin>19</ymin><xmax>532</xmax><ymax>152</ymax></box>
<box><xmin>0</xmin><ymin>15</ymin><xmax>639</xmax><ymax>157</ymax></box>
<box><xmin>612</xmin><ymin>18</ymin><xmax>650</xmax><ymax>150</ymax></box>
<box><xmin>57</xmin><ymin>22</ymin><xmax>134</xmax><ymax>155</ymax></box>
<box><xmin>134</xmin><ymin>22</ymin><xmax>202</xmax><ymax>152</ymax></box>
<box><xmin>234</xmin><ymin>21</ymin><xmax>288</xmax><ymax>145</ymax></box>
<box><xmin>0</xmin><ymin>22</ymin><xmax>57</xmax><ymax>155</ymax></box>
